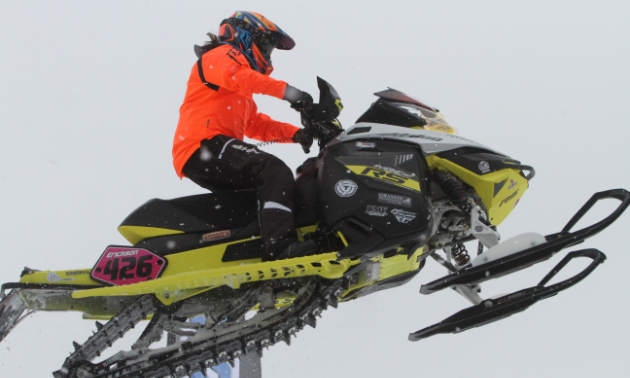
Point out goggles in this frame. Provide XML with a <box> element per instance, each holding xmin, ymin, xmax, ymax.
<box><xmin>221</xmin><ymin>18</ymin><xmax>278</xmax><ymax>48</ymax></box>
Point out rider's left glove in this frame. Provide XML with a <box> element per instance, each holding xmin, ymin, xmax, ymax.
<box><xmin>293</xmin><ymin>128</ymin><xmax>314</xmax><ymax>154</ymax></box>
<box><xmin>284</xmin><ymin>85</ymin><xmax>314</xmax><ymax>111</ymax></box>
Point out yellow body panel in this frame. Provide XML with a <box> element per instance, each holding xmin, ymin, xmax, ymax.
<box><xmin>118</xmin><ymin>225</ymin><xmax>184</xmax><ymax>245</ymax></box>
<box><xmin>19</xmin><ymin>228</ymin><xmax>422</xmax><ymax>309</ymax></box>
<box><xmin>425</xmin><ymin>155</ymin><xmax>528</xmax><ymax>225</ymax></box>
<box><xmin>72</xmin><ymin>251</ymin><xmax>358</xmax><ymax>305</ymax></box>
<box><xmin>20</xmin><ymin>269</ymin><xmax>101</xmax><ymax>286</ymax></box>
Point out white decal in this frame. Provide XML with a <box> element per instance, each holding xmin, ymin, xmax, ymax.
<box><xmin>47</xmin><ymin>272</ymin><xmax>74</xmax><ymax>282</ymax></box>
<box><xmin>378</xmin><ymin>193</ymin><xmax>412</xmax><ymax>208</ymax></box>
<box><xmin>356</xmin><ymin>142</ymin><xmax>376</xmax><ymax>148</ymax></box>
<box><xmin>391</xmin><ymin>209</ymin><xmax>417</xmax><ymax>224</ymax></box>
<box><xmin>107</xmin><ymin>250</ymin><xmax>139</xmax><ymax>258</ymax></box>
<box><xmin>366</xmin><ymin>205</ymin><xmax>388</xmax><ymax>217</ymax></box>
<box><xmin>478</xmin><ymin>161</ymin><xmax>490</xmax><ymax>174</ymax></box>
<box><xmin>395</xmin><ymin>154</ymin><xmax>415</xmax><ymax>165</ymax></box>
<box><xmin>508</xmin><ymin>178</ymin><xmax>517</xmax><ymax>189</ymax></box>
<box><xmin>231</xmin><ymin>144</ymin><xmax>260</xmax><ymax>154</ymax></box>
<box><xmin>335</xmin><ymin>180</ymin><xmax>358</xmax><ymax>197</ymax></box>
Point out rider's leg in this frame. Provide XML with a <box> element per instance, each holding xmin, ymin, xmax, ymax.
<box><xmin>254</xmin><ymin>156</ymin><xmax>321</xmax><ymax>261</ymax></box>
<box><xmin>182</xmin><ymin>136</ymin><xmax>319</xmax><ymax>261</ymax></box>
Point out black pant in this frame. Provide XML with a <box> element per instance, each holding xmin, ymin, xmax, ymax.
<box><xmin>182</xmin><ymin>135</ymin><xmax>297</xmax><ymax>259</ymax></box>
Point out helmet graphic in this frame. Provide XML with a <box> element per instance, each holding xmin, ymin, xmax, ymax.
<box><xmin>220</xmin><ymin>11</ymin><xmax>295</xmax><ymax>50</ymax></box>
<box><xmin>219</xmin><ymin>11</ymin><xmax>295</xmax><ymax>75</ymax></box>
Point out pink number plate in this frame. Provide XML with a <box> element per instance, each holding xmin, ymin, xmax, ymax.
<box><xmin>90</xmin><ymin>246</ymin><xmax>167</xmax><ymax>286</ymax></box>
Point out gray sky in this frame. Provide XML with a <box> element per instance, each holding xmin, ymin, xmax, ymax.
<box><xmin>1</xmin><ymin>1</ymin><xmax>629</xmax><ymax>377</ymax></box>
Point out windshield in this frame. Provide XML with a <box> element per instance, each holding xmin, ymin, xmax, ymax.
<box><xmin>392</xmin><ymin>102</ymin><xmax>458</xmax><ymax>135</ymax></box>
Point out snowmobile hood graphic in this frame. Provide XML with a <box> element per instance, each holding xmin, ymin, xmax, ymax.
<box><xmin>334</xmin><ymin>123</ymin><xmax>505</xmax><ymax>156</ymax></box>
<box><xmin>1</xmin><ymin>79</ymin><xmax>628</xmax><ymax>378</ymax></box>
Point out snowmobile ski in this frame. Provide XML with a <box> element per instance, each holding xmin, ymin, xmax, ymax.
<box><xmin>410</xmin><ymin>248</ymin><xmax>606</xmax><ymax>341</ymax></box>
<box><xmin>420</xmin><ymin>189</ymin><xmax>630</xmax><ymax>295</ymax></box>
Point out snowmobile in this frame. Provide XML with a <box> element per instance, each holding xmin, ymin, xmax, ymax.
<box><xmin>1</xmin><ymin>77</ymin><xmax>628</xmax><ymax>378</ymax></box>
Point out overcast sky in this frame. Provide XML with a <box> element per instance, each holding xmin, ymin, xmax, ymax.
<box><xmin>1</xmin><ymin>1</ymin><xmax>629</xmax><ymax>377</ymax></box>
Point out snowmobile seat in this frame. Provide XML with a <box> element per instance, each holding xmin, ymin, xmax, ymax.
<box><xmin>118</xmin><ymin>189</ymin><xmax>258</xmax><ymax>244</ymax></box>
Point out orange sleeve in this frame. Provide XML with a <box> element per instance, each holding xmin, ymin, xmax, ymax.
<box><xmin>202</xmin><ymin>46</ymin><xmax>287</xmax><ymax>99</ymax></box>
<box><xmin>245</xmin><ymin>113</ymin><xmax>300</xmax><ymax>142</ymax></box>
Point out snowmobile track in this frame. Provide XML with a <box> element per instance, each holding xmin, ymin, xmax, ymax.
<box><xmin>55</xmin><ymin>278</ymin><xmax>342</xmax><ymax>378</ymax></box>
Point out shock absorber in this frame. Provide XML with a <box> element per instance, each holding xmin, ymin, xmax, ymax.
<box><xmin>434</xmin><ymin>170</ymin><xmax>472</xmax><ymax>214</ymax></box>
<box><xmin>434</xmin><ymin>170</ymin><xmax>472</xmax><ymax>265</ymax></box>
<box><xmin>451</xmin><ymin>243</ymin><xmax>470</xmax><ymax>266</ymax></box>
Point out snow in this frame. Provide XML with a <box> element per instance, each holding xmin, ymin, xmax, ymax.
<box><xmin>1</xmin><ymin>1</ymin><xmax>630</xmax><ymax>378</ymax></box>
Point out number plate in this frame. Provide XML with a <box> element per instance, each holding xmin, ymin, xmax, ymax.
<box><xmin>90</xmin><ymin>246</ymin><xmax>167</xmax><ymax>286</ymax></box>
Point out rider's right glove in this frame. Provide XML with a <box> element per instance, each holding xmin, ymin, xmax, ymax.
<box><xmin>293</xmin><ymin>128</ymin><xmax>314</xmax><ymax>154</ymax></box>
<box><xmin>284</xmin><ymin>85</ymin><xmax>314</xmax><ymax>111</ymax></box>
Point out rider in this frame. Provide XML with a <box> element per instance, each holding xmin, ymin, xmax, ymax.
<box><xmin>173</xmin><ymin>11</ymin><xmax>318</xmax><ymax>261</ymax></box>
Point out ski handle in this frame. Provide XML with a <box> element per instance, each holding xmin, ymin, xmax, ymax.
<box><xmin>558</xmin><ymin>188</ymin><xmax>630</xmax><ymax>240</ymax></box>
<box><xmin>409</xmin><ymin>248</ymin><xmax>606</xmax><ymax>341</ymax></box>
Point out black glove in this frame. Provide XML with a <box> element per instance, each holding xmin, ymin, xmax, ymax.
<box><xmin>284</xmin><ymin>85</ymin><xmax>313</xmax><ymax>111</ymax></box>
<box><xmin>293</xmin><ymin>128</ymin><xmax>314</xmax><ymax>154</ymax></box>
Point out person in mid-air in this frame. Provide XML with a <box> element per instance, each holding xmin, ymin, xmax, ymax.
<box><xmin>173</xmin><ymin>11</ymin><xmax>317</xmax><ymax>261</ymax></box>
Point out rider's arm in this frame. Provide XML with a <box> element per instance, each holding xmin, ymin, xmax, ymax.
<box><xmin>201</xmin><ymin>47</ymin><xmax>287</xmax><ymax>99</ymax></box>
<box><xmin>245</xmin><ymin>113</ymin><xmax>299</xmax><ymax>142</ymax></box>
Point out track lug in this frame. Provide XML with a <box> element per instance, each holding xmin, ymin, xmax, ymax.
<box><xmin>328</xmin><ymin>296</ymin><xmax>339</xmax><ymax>308</ymax></box>
<box><xmin>258</xmin><ymin>338</ymin><xmax>271</xmax><ymax>352</ymax></box>
<box><xmin>319</xmin><ymin>298</ymin><xmax>328</xmax><ymax>310</ymax></box>
<box><xmin>287</xmin><ymin>326</ymin><xmax>298</xmax><ymax>336</ymax></box>
<box><xmin>72</xmin><ymin>341</ymin><xmax>82</xmax><ymax>351</ymax></box>
<box><xmin>305</xmin><ymin>314</ymin><xmax>317</xmax><ymax>328</ymax></box>
<box><xmin>95</xmin><ymin>321</ymin><xmax>104</xmax><ymax>330</ymax></box>
<box><xmin>272</xmin><ymin>329</ymin><xmax>284</xmax><ymax>344</ymax></box>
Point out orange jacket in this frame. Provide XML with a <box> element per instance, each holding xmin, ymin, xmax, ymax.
<box><xmin>173</xmin><ymin>44</ymin><xmax>299</xmax><ymax>178</ymax></box>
